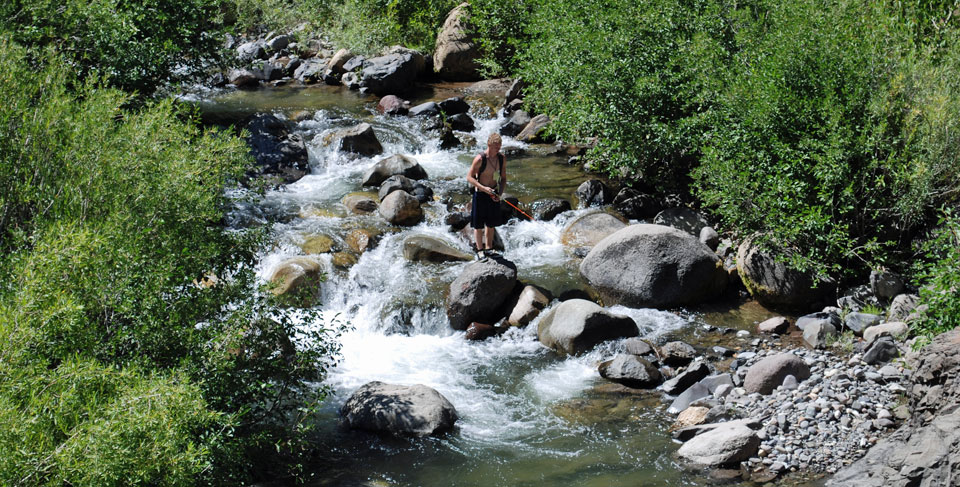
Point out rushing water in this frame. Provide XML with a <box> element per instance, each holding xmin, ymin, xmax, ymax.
<box><xmin>190</xmin><ymin>83</ymin><xmax>785</xmax><ymax>487</ymax></box>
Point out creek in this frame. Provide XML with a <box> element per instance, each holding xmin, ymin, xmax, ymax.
<box><xmin>188</xmin><ymin>82</ymin><xmax>784</xmax><ymax>487</ymax></box>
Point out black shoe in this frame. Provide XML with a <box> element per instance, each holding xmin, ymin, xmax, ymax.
<box><xmin>476</xmin><ymin>249</ymin><xmax>487</xmax><ymax>260</ymax></box>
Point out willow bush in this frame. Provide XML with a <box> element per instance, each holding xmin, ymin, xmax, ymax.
<box><xmin>0</xmin><ymin>37</ymin><xmax>341</xmax><ymax>486</ymax></box>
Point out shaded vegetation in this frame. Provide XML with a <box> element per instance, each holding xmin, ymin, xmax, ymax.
<box><xmin>0</xmin><ymin>37</ymin><xmax>340</xmax><ymax>486</ymax></box>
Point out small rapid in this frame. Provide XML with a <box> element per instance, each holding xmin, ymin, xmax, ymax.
<box><xmin>205</xmin><ymin>84</ymin><xmax>707</xmax><ymax>486</ymax></box>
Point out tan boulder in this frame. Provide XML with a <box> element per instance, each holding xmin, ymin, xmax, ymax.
<box><xmin>266</xmin><ymin>257</ymin><xmax>323</xmax><ymax>303</ymax></box>
<box><xmin>432</xmin><ymin>3</ymin><xmax>481</xmax><ymax>81</ymax></box>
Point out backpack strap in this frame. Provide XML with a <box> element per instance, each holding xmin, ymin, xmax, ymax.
<box><xmin>479</xmin><ymin>153</ymin><xmax>487</xmax><ymax>174</ymax></box>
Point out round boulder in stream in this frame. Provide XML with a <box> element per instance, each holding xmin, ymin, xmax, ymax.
<box><xmin>340</xmin><ymin>381</ymin><xmax>459</xmax><ymax>437</ymax></box>
<box><xmin>379</xmin><ymin>190</ymin><xmax>423</xmax><ymax>226</ymax></box>
<box><xmin>265</xmin><ymin>256</ymin><xmax>323</xmax><ymax>305</ymax></box>
<box><xmin>536</xmin><ymin>299</ymin><xmax>639</xmax><ymax>356</ymax></box>
<box><xmin>403</xmin><ymin>235</ymin><xmax>472</xmax><ymax>263</ymax></box>
<box><xmin>446</xmin><ymin>256</ymin><xmax>518</xmax><ymax>330</ymax></box>
<box><xmin>362</xmin><ymin>154</ymin><xmax>428</xmax><ymax>187</ymax></box>
<box><xmin>580</xmin><ymin>224</ymin><xmax>728</xmax><ymax>308</ymax></box>
<box><xmin>599</xmin><ymin>354</ymin><xmax>662</xmax><ymax>389</ymax></box>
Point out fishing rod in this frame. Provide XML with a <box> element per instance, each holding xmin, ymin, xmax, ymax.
<box><xmin>499</xmin><ymin>197</ymin><xmax>563</xmax><ymax>240</ymax></box>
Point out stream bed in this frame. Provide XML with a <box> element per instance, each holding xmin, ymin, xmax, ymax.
<box><xmin>188</xmin><ymin>82</ymin><xmax>792</xmax><ymax>487</ymax></box>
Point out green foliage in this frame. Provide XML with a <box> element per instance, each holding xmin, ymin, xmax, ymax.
<box><xmin>516</xmin><ymin>0</ymin><xmax>737</xmax><ymax>189</ymax></box>
<box><xmin>694</xmin><ymin>0</ymin><xmax>960</xmax><ymax>279</ymax></box>
<box><xmin>226</xmin><ymin>0</ymin><xmax>332</xmax><ymax>35</ymax></box>
<box><xmin>324</xmin><ymin>0</ymin><xmax>458</xmax><ymax>54</ymax></box>
<box><xmin>913</xmin><ymin>210</ymin><xmax>960</xmax><ymax>340</ymax></box>
<box><xmin>0</xmin><ymin>38</ymin><xmax>341</xmax><ymax>485</ymax></box>
<box><xmin>469</xmin><ymin>0</ymin><xmax>536</xmax><ymax>77</ymax></box>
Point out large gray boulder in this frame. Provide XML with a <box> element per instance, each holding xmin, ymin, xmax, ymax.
<box><xmin>402</xmin><ymin>235</ymin><xmax>472</xmax><ymax>263</ymax></box>
<box><xmin>362</xmin><ymin>154</ymin><xmax>428</xmax><ymax>187</ymax></box>
<box><xmin>500</xmin><ymin>110</ymin><xmax>531</xmax><ymax>137</ymax></box>
<box><xmin>654</xmin><ymin>207</ymin><xmax>710</xmax><ymax>236</ymax></box>
<box><xmin>743</xmin><ymin>353</ymin><xmax>811</xmax><ymax>395</ymax></box>
<box><xmin>660</xmin><ymin>341</ymin><xmax>697</xmax><ymax>367</ymax></box>
<box><xmin>888</xmin><ymin>294</ymin><xmax>920</xmax><ymax>321</ymax></box>
<box><xmin>379</xmin><ymin>175</ymin><xmax>415</xmax><ymax>201</ymax></box>
<box><xmin>561</xmin><ymin>212</ymin><xmax>627</xmax><ymax>249</ymax></box>
<box><xmin>360</xmin><ymin>51</ymin><xmax>422</xmax><ymax>96</ymax></box>
<box><xmin>736</xmin><ymin>237</ymin><xmax>834</xmax><ymax>307</ymax></box>
<box><xmin>863</xmin><ymin>321</ymin><xmax>909</xmax><ymax>344</ymax></box>
<box><xmin>446</xmin><ymin>257</ymin><xmax>518</xmax><ymax>330</ymax></box>
<box><xmin>676</xmin><ymin>419</ymin><xmax>760</xmax><ymax>467</ymax></box>
<box><xmin>599</xmin><ymin>354</ymin><xmax>662</xmax><ymax>389</ymax></box>
<box><xmin>844</xmin><ymin>312</ymin><xmax>882</xmax><ymax>336</ymax></box>
<box><xmin>433</xmin><ymin>3</ymin><xmax>482</xmax><ymax>81</ymax></box>
<box><xmin>379</xmin><ymin>190</ymin><xmax>423</xmax><ymax>226</ymax></box>
<box><xmin>870</xmin><ymin>270</ymin><xmax>906</xmax><ymax>299</ymax></box>
<box><xmin>340</xmin><ymin>381</ymin><xmax>458</xmax><ymax>436</ymax></box>
<box><xmin>580</xmin><ymin>224</ymin><xmax>728</xmax><ymax>308</ymax></box>
<box><xmin>803</xmin><ymin>320</ymin><xmax>838</xmax><ymax>349</ymax></box>
<box><xmin>536</xmin><ymin>299</ymin><xmax>638</xmax><ymax>356</ymax></box>
<box><xmin>323</xmin><ymin>123</ymin><xmax>383</xmax><ymax>156</ymax></box>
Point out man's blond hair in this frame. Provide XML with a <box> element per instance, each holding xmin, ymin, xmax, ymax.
<box><xmin>487</xmin><ymin>133</ymin><xmax>502</xmax><ymax>146</ymax></box>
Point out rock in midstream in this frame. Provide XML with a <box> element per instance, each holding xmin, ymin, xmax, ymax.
<box><xmin>536</xmin><ymin>299</ymin><xmax>638</xmax><ymax>356</ymax></box>
<box><xmin>340</xmin><ymin>381</ymin><xmax>459</xmax><ymax>436</ymax></box>
<box><xmin>446</xmin><ymin>257</ymin><xmax>518</xmax><ymax>330</ymax></box>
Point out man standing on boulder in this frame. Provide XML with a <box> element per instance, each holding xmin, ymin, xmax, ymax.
<box><xmin>467</xmin><ymin>133</ymin><xmax>507</xmax><ymax>259</ymax></box>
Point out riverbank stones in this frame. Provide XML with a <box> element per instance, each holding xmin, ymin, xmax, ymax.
<box><xmin>742</xmin><ymin>353</ymin><xmax>811</xmax><ymax>395</ymax></box>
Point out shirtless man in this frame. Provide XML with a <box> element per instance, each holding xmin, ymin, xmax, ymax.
<box><xmin>466</xmin><ymin>133</ymin><xmax>507</xmax><ymax>258</ymax></box>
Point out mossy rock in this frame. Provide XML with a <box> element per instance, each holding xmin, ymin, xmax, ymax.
<box><xmin>301</xmin><ymin>234</ymin><xmax>336</xmax><ymax>254</ymax></box>
<box><xmin>332</xmin><ymin>252</ymin><xmax>358</xmax><ymax>269</ymax></box>
<box><xmin>299</xmin><ymin>206</ymin><xmax>347</xmax><ymax>219</ymax></box>
<box><xmin>266</xmin><ymin>256</ymin><xmax>324</xmax><ymax>306</ymax></box>
<box><xmin>346</xmin><ymin>228</ymin><xmax>383</xmax><ymax>254</ymax></box>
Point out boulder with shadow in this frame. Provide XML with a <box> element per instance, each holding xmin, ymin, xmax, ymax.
<box><xmin>403</xmin><ymin>235</ymin><xmax>472</xmax><ymax>263</ymax></box>
<box><xmin>323</xmin><ymin>123</ymin><xmax>383</xmax><ymax>157</ymax></box>
<box><xmin>340</xmin><ymin>381</ymin><xmax>459</xmax><ymax>436</ymax></box>
<box><xmin>379</xmin><ymin>190</ymin><xmax>423</xmax><ymax>226</ymax></box>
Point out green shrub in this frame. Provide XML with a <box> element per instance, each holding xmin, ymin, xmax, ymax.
<box><xmin>0</xmin><ymin>0</ymin><xmax>228</xmax><ymax>96</ymax></box>
<box><xmin>517</xmin><ymin>0</ymin><xmax>737</xmax><ymax>189</ymax></box>
<box><xmin>693</xmin><ymin>0</ymin><xmax>960</xmax><ymax>279</ymax></box>
<box><xmin>913</xmin><ymin>210</ymin><xmax>960</xmax><ymax>341</ymax></box>
<box><xmin>0</xmin><ymin>37</ymin><xmax>342</xmax><ymax>485</ymax></box>
<box><xmin>324</xmin><ymin>0</ymin><xmax>458</xmax><ymax>55</ymax></box>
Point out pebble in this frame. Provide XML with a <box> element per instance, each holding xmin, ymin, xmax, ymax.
<box><xmin>724</xmin><ymin>346</ymin><xmax>905</xmax><ymax>476</ymax></box>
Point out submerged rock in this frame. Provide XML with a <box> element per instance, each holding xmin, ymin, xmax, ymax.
<box><xmin>340</xmin><ymin>381</ymin><xmax>459</xmax><ymax>436</ymax></box>
<box><xmin>536</xmin><ymin>299</ymin><xmax>638</xmax><ymax>355</ymax></box>
<box><xmin>561</xmin><ymin>211</ymin><xmax>627</xmax><ymax>249</ymax></box>
<box><xmin>402</xmin><ymin>235</ymin><xmax>472</xmax><ymax>263</ymax></box>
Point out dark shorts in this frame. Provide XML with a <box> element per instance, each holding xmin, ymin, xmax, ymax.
<box><xmin>470</xmin><ymin>190</ymin><xmax>501</xmax><ymax>229</ymax></box>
